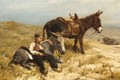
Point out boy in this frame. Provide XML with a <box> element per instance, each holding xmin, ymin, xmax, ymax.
<box><xmin>29</xmin><ymin>33</ymin><xmax>48</xmax><ymax>74</ymax></box>
<box><xmin>29</xmin><ymin>33</ymin><xmax>44</xmax><ymax>56</ymax></box>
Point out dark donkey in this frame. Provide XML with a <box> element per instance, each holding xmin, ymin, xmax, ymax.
<box><xmin>43</xmin><ymin>10</ymin><xmax>103</xmax><ymax>54</ymax></box>
<box><xmin>43</xmin><ymin>15</ymin><xmax>79</xmax><ymax>40</ymax></box>
<box><xmin>9</xmin><ymin>32</ymin><xmax>65</xmax><ymax>74</ymax></box>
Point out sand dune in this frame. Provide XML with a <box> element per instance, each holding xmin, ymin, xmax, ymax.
<box><xmin>0</xmin><ymin>22</ymin><xmax>120</xmax><ymax>80</ymax></box>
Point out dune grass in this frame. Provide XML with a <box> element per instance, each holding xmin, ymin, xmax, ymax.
<box><xmin>0</xmin><ymin>22</ymin><xmax>42</xmax><ymax>80</ymax></box>
<box><xmin>0</xmin><ymin>22</ymin><xmax>120</xmax><ymax>80</ymax></box>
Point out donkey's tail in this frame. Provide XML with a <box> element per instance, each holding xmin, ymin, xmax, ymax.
<box><xmin>43</xmin><ymin>25</ymin><xmax>46</xmax><ymax>41</ymax></box>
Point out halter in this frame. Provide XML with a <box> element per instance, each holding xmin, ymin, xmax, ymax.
<box><xmin>77</xmin><ymin>18</ymin><xmax>98</xmax><ymax>37</ymax></box>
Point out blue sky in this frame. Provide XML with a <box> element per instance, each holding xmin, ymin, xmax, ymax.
<box><xmin>0</xmin><ymin>0</ymin><xmax>120</xmax><ymax>27</ymax></box>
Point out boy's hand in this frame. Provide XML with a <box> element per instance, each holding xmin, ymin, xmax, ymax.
<box><xmin>38</xmin><ymin>52</ymin><xmax>44</xmax><ymax>56</ymax></box>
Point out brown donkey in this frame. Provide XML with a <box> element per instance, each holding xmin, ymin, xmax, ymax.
<box><xmin>43</xmin><ymin>10</ymin><xmax>103</xmax><ymax>54</ymax></box>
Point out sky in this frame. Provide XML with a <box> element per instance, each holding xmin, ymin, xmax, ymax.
<box><xmin>0</xmin><ymin>0</ymin><xmax>120</xmax><ymax>27</ymax></box>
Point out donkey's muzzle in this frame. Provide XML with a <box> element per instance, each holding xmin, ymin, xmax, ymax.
<box><xmin>61</xmin><ymin>51</ymin><xmax>65</xmax><ymax>55</ymax></box>
<box><xmin>97</xmin><ymin>27</ymin><xmax>102</xmax><ymax>33</ymax></box>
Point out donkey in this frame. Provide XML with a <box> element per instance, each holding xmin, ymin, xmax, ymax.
<box><xmin>9</xmin><ymin>32</ymin><xmax>65</xmax><ymax>74</ymax></box>
<box><xmin>43</xmin><ymin>10</ymin><xmax>103</xmax><ymax>54</ymax></box>
<box><xmin>8</xmin><ymin>46</ymin><xmax>32</xmax><ymax>70</ymax></box>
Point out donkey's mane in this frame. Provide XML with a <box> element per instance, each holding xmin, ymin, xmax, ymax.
<box><xmin>77</xmin><ymin>13</ymin><xmax>96</xmax><ymax>34</ymax></box>
<box><xmin>80</xmin><ymin>13</ymin><xmax>95</xmax><ymax>21</ymax></box>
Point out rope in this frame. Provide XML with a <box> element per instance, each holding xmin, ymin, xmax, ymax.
<box><xmin>85</xmin><ymin>31</ymin><xmax>97</xmax><ymax>37</ymax></box>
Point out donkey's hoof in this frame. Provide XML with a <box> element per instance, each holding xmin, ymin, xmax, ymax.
<box><xmin>53</xmin><ymin>68</ymin><xmax>62</xmax><ymax>72</ymax></box>
<box><xmin>40</xmin><ymin>69</ymin><xmax>48</xmax><ymax>76</ymax></box>
<box><xmin>43</xmin><ymin>69</ymin><xmax>48</xmax><ymax>76</ymax></box>
<box><xmin>80</xmin><ymin>50</ymin><xmax>85</xmax><ymax>54</ymax></box>
<box><xmin>57</xmin><ymin>59</ymin><xmax>64</xmax><ymax>64</ymax></box>
<box><xmin>26</xmin><ymin>66</ymin><xmax>31</xmax><ymax>70</ymax></box>
<box><xmin>28</xmin><ymin>63</ymin><xmax>36</xmax><ymax>67</ymax></box>
<box><xmin>72</xmin><ymin>48</ymin><xmax>77</xmax><ymax>52</ymax></box>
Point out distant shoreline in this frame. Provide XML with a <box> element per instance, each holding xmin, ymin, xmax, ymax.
<box><xmin>0</xmin><ymin>21</ymin><xmax>120</xmax><ymax>28</ymax></box>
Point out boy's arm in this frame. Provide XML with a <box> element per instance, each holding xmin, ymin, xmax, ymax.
<box><xmin>29</xmin><ymin>42</ymin><xmax>43</xmax><ymax>56</ymax></box>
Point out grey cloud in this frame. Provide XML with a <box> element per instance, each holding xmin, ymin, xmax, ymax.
<box><xmin>0</xmin><ymin>0</ymin><xmax>120</xmax><ymax>27</ymax></box>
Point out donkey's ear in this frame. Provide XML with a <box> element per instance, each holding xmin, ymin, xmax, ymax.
<box><xmin>95</xmin><ymin>10</ymin><xmax>103</xmax><ymax>16</ymax></box>
<box><xmin>99</xmin><ymin>11</ymin><xmax>103</xmax><ymax>15</ymax></box>
<box><xmin>69</xmin><ymin>13</ymin><xmax>75</xmax><ymax>20</ymax></box>
<box><xmin>98</xmin><ymin>10</ymin><xmax>100</xmax><ymax>13</ymax></box>
<box><xmin>50</xmin><ymin>32</ymin><xmax>58</xmax><ymax>37</ymax></box>
<box><xmin>74</xmin><ymin>13</ymin><xmax>79</xmax><ymax>19</ymax></box>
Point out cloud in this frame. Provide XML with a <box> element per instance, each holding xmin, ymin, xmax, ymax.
<box><xmin>47</xmin><ymin>0</ymin><xmax>60</xmax><ymax>4</ymax></box>
<box><xmin>0</xmin><ymin>0</ymin><xmax>120</xmax><ymax>26</ymax></box>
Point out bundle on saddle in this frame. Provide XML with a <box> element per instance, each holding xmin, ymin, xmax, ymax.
<box><xmin>56</xmin><ymin>17</ymin><xmax>79</xmax><ymax>38</ymax></box>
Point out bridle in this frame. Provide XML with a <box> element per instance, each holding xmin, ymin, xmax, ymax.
<box><xmin>77</xmin><ymin>16</ymin><xmax>98</xmax><ymax>37</ymax></box>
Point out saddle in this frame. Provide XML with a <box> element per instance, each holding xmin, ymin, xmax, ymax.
<box><xmin>56</xmin><ymin>17</ymin><xmax>79</xmax><ymax>38</ymax></box>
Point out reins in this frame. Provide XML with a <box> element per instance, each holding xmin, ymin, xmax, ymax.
<box><xmin>85</xmin><ymin>30</ymin><xmax>97</xmax><ymax>37</ymax></box>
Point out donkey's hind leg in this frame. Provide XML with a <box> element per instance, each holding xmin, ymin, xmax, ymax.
<box><xmin>20</xmin><ymin>61</ymin><xmax>31</xmax><ymax>70</ymax></box>
<box><xmin>8</xmin><ymin>57</ymin><xmax>20</xmax><ymax>68</ymax></box>
<box><xmin>8</xmin><ymin>59</ymin><xmax>14</xmax><ymax>69</ymax></box>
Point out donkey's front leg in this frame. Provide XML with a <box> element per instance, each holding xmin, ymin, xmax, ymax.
<box><xmin>73</xmin><ymin>37</ymin><xmax>78</xmax><ymax>52</ymax></box>
<box><xmin>79</xmin><ymin>36</ymin><xmax>85</xmax><ymax>54</ymax></box>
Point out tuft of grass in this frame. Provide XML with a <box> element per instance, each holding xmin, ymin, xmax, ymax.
<box><xmin>0</xmin><ymin>22</ymin><xmax>42</xmax><ymax>80</ymax></box>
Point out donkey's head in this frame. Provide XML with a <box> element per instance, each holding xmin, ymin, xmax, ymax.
<box><xmin>50</xmin><ymin>32</ymin><xmax>65</xmax><ymax>55</ymax></box>
<box><xmin>92</xmin><ymin>10</ymin><xmax>103</xmax><ymax>33</ymax></box>
<box><xmin>69</xmin><ymin>11</ymin><xmax>103</xmax><ymax>33</ymax></box>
